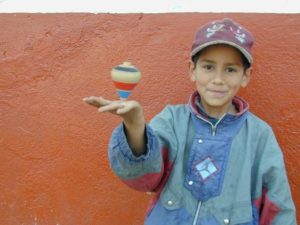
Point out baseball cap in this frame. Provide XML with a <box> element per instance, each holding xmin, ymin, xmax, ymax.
<box><xmin>191</xmin><ymin>18</ymin><xmax>254</xmax><ymax>64</ymax></box>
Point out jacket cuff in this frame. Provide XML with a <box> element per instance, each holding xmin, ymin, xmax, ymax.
<box><xmin>109</xmin><ymin>123</ymin><xmax>157</xmax><ymax>162</ymax></box>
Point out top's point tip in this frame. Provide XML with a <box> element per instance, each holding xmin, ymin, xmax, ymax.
<box><xmin>123</xmin><ymin>60</ymin><xmax>132</xmax><ymax>66</ymax></box>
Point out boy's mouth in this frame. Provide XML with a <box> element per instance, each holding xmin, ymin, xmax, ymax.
<box><xmin>207</xmin><ymin>89</ymin><xmax>227</xmax><ymax>97</ymax></box>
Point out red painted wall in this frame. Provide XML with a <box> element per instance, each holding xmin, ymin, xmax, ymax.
<box><xmin>0</xmin><ymin>13</ymin><xmax>299</xmax><ymax>224</ymax></box>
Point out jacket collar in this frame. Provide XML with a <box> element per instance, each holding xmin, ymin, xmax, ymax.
<box><xmin>188</xmin><ymin>91</ymin><xmax>249</xmax><ymax>119</ymax></box>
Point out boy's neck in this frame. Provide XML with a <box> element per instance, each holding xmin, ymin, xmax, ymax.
<box><xmin>189</xmin><ymin>91</ymin><xmax>249</xmax><ymax>120</ymax></box>
<box><xmin>199</xmin><ymin>101</ymin><xmax>237</xmax><ymax>119</ymax></box>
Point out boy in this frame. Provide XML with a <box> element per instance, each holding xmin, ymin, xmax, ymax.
<box><xmin>84</xmin><ymin>18</ymin><xmax>296</xmax><ymax>224</ymax></box>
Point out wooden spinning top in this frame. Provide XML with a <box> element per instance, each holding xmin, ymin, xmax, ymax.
<box><xmin>111</xmin><ymin>61</ymin><xmax>141</xmax><ymax>100</ymax></box>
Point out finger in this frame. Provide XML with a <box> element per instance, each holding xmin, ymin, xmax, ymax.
<box><xmin>83</xmin><ymin>96</ymin><xmax>111</xmax><ymax>107</ymax></box>
<box><xmin>83</xmin><ymin>98</ymin><xmax>100</xmax><ymax>107</ymax></box>
<box><xmin>116</xmin><ymin>102</ymin><xmax>132</xmax><ymax>114</ymax></box>
<box><xmin>98</xmin><ymin>101</ymin><xmax>124</xmax><ymax>113</ymax></box>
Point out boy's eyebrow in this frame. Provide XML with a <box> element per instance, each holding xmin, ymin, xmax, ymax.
<box><xmin>199</xmin><ymin>59</ymin><xmax>215</xmax><ymax>64</ymax></box>
<box><xmin>199</xmin><ymin>59</ymin><xmax>241</xmax><ymax>66</ymax></box>
<box><xmin>224</xmin><ymin>62</ymin><xmax>240</xmax><ymax>66</ymax></box>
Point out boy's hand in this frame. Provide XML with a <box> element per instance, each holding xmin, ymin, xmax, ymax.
<box><xmin>82</xmin><ymin>96</ymin><xmax>144</xmax><ymax>124</ymax></box>
<box><xmin>83</xmin><ymin>96</ymin><xmax>146</xmax><ymax>155</ymax></box>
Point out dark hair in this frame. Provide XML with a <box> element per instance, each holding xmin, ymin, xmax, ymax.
<box><xmin>191</xmin><ymin>48</ymin><xmax>251</xmax><ymax>72</ymax></box>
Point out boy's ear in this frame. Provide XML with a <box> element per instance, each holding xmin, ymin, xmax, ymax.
<box><xmin>189</xmin><ymin>60</ymin><xmax>196</xmax><ymax>82</ymax></box>
<box><xmin>241</xmin><ymin>67</ymin><xmax>252</xmax><ymax>87</ymax></box>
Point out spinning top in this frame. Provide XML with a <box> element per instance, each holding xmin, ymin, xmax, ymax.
<box><xmin>111</xmin><ymin>61</ymin><xmax>141</xmax><ymax>100</ymax></box>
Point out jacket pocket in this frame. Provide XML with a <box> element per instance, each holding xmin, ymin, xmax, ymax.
<box><xmin>145</xmin><ymin>188</ymin><xmax>193</xmax><ymax>225</ymax></box>
<box><xmin>159</xmin><ymin>187</ymin><xmax>182</xmax><ymax>210</ymax></box>
<box><xmin>214</xmin><ymin>203</ymin><xmax>257</xmax><ymax>225</ymax></box>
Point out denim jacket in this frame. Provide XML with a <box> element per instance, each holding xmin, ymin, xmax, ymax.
<box><xmin>108</xmin><ymin>92</ymin><xmax>296</xmax><ymax>225</ymax></box>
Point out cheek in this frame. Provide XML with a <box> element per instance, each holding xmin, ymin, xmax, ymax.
<box><xmin>195</xmin><ymin>78</ymin><xmax>207</xmax><ymax>91</ymax></box>
<box><xmin>195</xmin><ymin>74</ymin><xmax>210</xmax><ymax>86</ymax></box>
<box><xmin>227</xmin><ymin>80</ymin><xmax>243</xmax><ymax>92</ymax></box>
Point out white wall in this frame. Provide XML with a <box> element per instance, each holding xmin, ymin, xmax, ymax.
<box><xmin>0</xmin><ymin>0</ymin><xmax>299</xmax><ymax>13</ymax></box>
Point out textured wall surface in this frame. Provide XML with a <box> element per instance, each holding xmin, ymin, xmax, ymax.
<box><xmin>0</xmin><ymin>13</ymin><xmax>299</xmax><ymax>225</ymax></box>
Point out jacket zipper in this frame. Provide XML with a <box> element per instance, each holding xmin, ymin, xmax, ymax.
<box><xmin>192</xmin><ymin>201</ymin><xmax>202</xmax><ymax>225</ymax></box>
<box><xmin>196</xmin><ymin>114</ymin><xmax>226</xmax><ymax>136</ymax></box>
<box><xmin>211</xmin><ymin>126</ymin><xmax>217</xmax><ymax>136</ymax></box>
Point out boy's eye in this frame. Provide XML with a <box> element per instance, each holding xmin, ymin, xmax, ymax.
<box><xmin>226</xmin><ymin>67</ymin><xmax>237</xmax><ymax>73</ymax></box>
<box><xmin>202</xmin><ymin>64</ymin><xmax>214</xmax><ymax>70</ymax></box>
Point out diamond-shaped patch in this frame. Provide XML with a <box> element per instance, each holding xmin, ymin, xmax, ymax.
<box><xmin>195</xmin><ymin>157</ymin><xmax>218</xmax><ymax>181</ymax></box>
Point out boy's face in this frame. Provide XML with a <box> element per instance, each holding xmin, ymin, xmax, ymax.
<box><xmin>189</xmin><ymin>44</ymin><xmax>251</xmax><ymax>115</ymax></box>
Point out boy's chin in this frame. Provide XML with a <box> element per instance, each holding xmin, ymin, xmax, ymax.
<box><xmin>202</xmin><ymin>98</ymin><xmax>232</xmax><ymax>110</ymax></box>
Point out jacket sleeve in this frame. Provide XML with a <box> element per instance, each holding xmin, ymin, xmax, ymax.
<box><xmin>108</xmin><ymin>106</ymin><xmax>177</xmax><ymax>192</ymax></box>
<box><xmin>253</xmin><ymin>125</ymin><xmax>297</xmax><ymax>225</ymax></box>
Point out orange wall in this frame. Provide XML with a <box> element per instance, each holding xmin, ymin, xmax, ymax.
<box><xmin>0</xmin><ymin>13</ymin><xmax>299</xmax><ymax>224</ymax></box>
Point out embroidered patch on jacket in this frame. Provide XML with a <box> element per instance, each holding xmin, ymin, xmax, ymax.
<box><xmin>194</xmin><ymin>157</ymin><xmax>219</xmax><ymax>181</ymax></box>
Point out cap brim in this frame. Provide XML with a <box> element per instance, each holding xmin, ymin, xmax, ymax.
<box><xmin>191</xmin><ymin>40</ymin><xmax>253</xmax><ymax>64</ymax></box>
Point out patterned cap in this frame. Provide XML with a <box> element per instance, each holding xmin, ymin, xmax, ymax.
<box><xmin>191</xmin><ymin>18</ymin><xmax>254</xmax><ymax>64</ymax></box>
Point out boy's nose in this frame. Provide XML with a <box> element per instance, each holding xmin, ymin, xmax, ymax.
<box><xmin>211</xmin><ymin>70</ymin><xmax>225</xmax><ymax>85</ymax></box>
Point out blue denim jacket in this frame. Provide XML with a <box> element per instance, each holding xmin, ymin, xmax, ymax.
<box><xmin>108</xmin><ymin>93</ymin><xmax>296</xmax><ymax>225</ymax></box>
